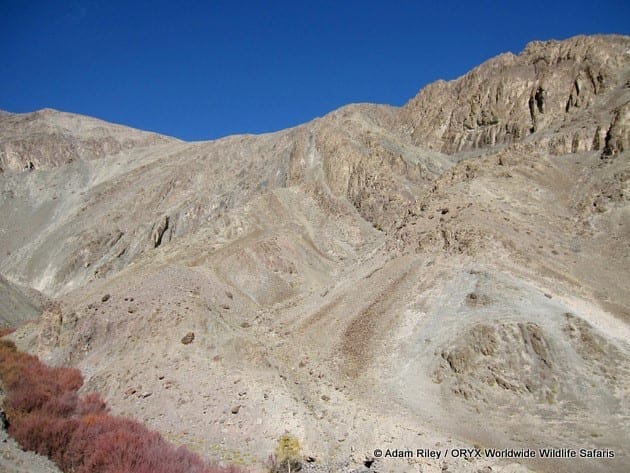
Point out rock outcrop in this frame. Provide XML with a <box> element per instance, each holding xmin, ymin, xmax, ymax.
<box><xmin>401</xmin><ymin>35</ymin><xmax>630</xmax><ymax>155</ymax></box>
<box><xmin>602</xmin><ymin>101</ymin><xmax>630</xmax><ymax>158</ymax></box>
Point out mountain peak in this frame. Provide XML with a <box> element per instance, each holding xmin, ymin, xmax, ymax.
<box><xmin>0</xmin><ymin>108</ymin><xmax>177</xmax><ymax>171</ymax></box>
<box><xmin>402</xmin><ymin>34</ymin><xmax>630</xmax><ymax>155</ymax></box>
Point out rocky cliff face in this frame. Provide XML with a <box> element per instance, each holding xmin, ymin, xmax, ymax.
<box><xmin>1</xmin><ymin>35</ymin><xmax>629</xmax><ymax>473</ymax></box>
<box><xmin>401</xmin><ymin>35</ymin><xmax>630</xmax><ymax>156</ymax></box>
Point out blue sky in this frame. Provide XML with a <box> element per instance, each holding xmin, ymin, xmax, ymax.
<box><xmin>1</xmin><ymin>1</ymin><xmax>628</xmax><ymax>141</ymax></box>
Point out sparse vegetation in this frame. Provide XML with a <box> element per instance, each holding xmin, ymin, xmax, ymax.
<box><xmin>0</xmin><ymin>336</ymin><xmax>244</xmax><ymax>473</ymax></box>
<box><xmin>267</xmin><ymin>434</ymin><xmax>302</xmax><ymax>473</ymax></box>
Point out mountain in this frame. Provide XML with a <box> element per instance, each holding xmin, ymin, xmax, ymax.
<box><xmin>1</xmin><ymin>35</ymin><xmax>628</xmax><ymax>473</ymax></box>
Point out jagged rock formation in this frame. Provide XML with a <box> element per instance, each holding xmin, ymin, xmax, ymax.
<box><xmin>1</xmin><ymin>35</ymin><xmax>628</xmax><ymax>473</ymax></box>
<box><xmin>401</xmin><ymin>35</ymin><xmax>629</xmax><ymax>157</ymax></box>
<box><xmin>602</xmin><ymin>101</ymin><xmax>630</xmax><ymax>158</ymax></box>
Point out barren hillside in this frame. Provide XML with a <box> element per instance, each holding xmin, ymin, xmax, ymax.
<box><xmin>1</xmin><ymin>35</ymin><xmax>628</xmax><ymax>473</ymax></box>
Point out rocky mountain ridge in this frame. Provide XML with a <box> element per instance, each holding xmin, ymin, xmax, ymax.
<box><xmin>1</xmin><ymin>34</ymin><xmax>629</xmax><ymax>473</ymax></box>
<box><xmin>0</xmin><ymin>108</ymin><xmax>174</xmax><ymax>172</ymax></box>
<box><xmin>402</xmin><ymin>35</ymin><xmax>629</xmax><ymax>156</ymax></box>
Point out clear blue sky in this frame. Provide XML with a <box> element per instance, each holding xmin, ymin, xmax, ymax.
<box><xmin>1</xmin><ymin>1</ymin><xmax>628</xmax><ymax>141</ymax></box>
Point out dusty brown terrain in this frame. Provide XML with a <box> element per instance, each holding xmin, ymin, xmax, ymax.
<box><xmin>0</xmin><ymin>35</ymin><xmax>628</xmax><ymax>472</ymax></box>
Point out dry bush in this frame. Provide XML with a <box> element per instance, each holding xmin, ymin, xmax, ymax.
<box><xmin>0</xmin><ymin>340</ymin><xmax>245</xmax><ymax>473</ymax></box>
<box><xmin>76</xmin><ymin>392</ymin><xmax>108</xmax><ymax>416</ymax></box>
<box><xmin>267</xmin><ymin>434</ymin><xmax>302</xmax><ymax>472</ymax></box>
<box><xmin>9</xmin><ymin>413</ymin><xmax>78</xmax><ymax>465</ymax></box>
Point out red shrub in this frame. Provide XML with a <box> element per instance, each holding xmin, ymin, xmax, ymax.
<box><xmin>76</xmin><ymin>392</ymin><xmax>108</xmax><ymax>416</ymax></box>
<box><xmin>5</xmin><ymin>384</ymin><xmax>51</xmax><ymax>415</ymax></box>
<box><xmin>53</xmin><ymin>365</ymin><xmax>84</xmax><ymax>392</ymax></box>
<box><xmin>71</xmin><ymin>415</ymin><xmax>210</xmax><ymax>473</ymax></box>
<box><xmin>61</xmin><ymin>414</ymin><xmax>105</xmax><ymax>470</ymax></box>
<box><xmin>9</xmin><ymin>413</ymin><xmax>78</xmax><ymax>465</ymax></box>
<box><xmin>44</xmin><ymin>390</ymin><xmax>79</xmax><ymax>417</ymax></box>
<box><xmin>0</xmin><ymin>340</ymin><xmax>246</xmax><ymax>473</ymax></box>
<box><xmin>80</xmin><ymin>422</ymin><xmax>163</xmax><ymax>473</ymax></box>
<box><xmin>0</xmin><ymin>344</ymin><xmax>35</xmax><ymax>391</ymax></box>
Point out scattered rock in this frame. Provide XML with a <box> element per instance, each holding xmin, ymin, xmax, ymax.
<box><xmin>163</xmin><ymin>380</ymin><xmax>175</xmax><ymax>389</ymax></box>
<box><xmin>231</xmin><ymin>405</ymin><xmax>241</xmax><ymax>414</ymax></box>
<box><xmin>465</xmin><ymin>292</ymin><xmax>491</xmax><ymax>306</ymax></box>
<box><xmin>101</xmin><ymin>294</ymin><xmax>110</xmax><ymax>302</ymax></box>
<box><xmin>181</xmin><ymin>332</ymin><xmax>195</xmax><ymax>344</ymax></box>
